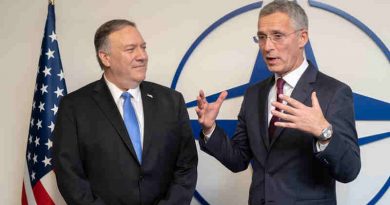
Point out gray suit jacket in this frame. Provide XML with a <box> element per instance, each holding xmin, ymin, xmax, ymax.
<box><xmin>54</xmin><ymin>79</ymin><xmax>198</xmax><ymax>205</ymax></box>
<box><xmin>199</xmin><ymin>63</ymin><xmax>360</xmax><ymax>205</ymax></box>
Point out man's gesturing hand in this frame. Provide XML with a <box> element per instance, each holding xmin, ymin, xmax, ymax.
<box><xmin>195</xmin><ymin>90</ymin><xmax>228</xmax><ymax>135</ymax></box>
<box><xmin>271</xmin><ymin>92</ymin><xmax>330</xmax><ymax>138</ymax></box>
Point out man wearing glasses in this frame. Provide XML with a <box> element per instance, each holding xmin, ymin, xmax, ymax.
<box><xmin>196</xmin><ymin>1</ymin><xmax>361</xmax><ymax>204</ymax></box>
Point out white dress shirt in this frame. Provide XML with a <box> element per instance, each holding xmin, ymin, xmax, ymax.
<box><xmin>104</xmin><ymin>75</ymin><xmax>145</xmax><ymax>148</ymax></box>
<box><xmin>268</xmin><ymin>59</ymin><xmax>328</xmax><ymax>151</ymax></box>
<box><xmin>267</xmin><ymin>60</ymin><xmax>308</xmax><ymax>125</ymax></box>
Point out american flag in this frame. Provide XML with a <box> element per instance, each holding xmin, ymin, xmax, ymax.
<box><xmin>22</xmin><ymin>1</ymin><xmax>67</xmax><ymax>205</ymax></box>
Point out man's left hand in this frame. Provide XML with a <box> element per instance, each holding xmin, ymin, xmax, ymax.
<box><xmin>271</xmin><ymin>92</ymin><xmax>329</xmax><ymax>138</ymax></box>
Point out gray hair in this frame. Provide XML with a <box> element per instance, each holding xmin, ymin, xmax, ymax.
<box><xmin>94</xmin><ymin>19</ymin><xmax>136</xmax><ymax>69</ymax></box>
<box><xmin>259</xmin><ymin>0</ymin><xmax>308</xmax><ymax>30</ymax></box>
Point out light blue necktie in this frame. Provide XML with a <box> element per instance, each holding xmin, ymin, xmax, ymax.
<box><xmin>121</xmin><ymin>92</ymin><xmax>142</xmax><ymax>163</ymax></box>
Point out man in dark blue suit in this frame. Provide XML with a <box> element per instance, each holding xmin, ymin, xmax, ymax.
<box><xmin>53</xmin><ymin>19</ymin><xmax>197</xmax><ymax>205</ymax></box>
<box><xmin>196</xmin><ymin>1</ymin><xmax>361</xmax><ymax>204</ymax></box>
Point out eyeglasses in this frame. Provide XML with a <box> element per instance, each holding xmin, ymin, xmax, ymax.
<box><xmin>253</xmin><ymin>29</ymin><xmax>302</xmax><ymax>45</ymax></box>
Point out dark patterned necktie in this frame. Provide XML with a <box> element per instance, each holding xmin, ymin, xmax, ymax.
<box><xmin>268</xmin><ymin>78</ymin><xmax>285</xmax><ymax>141</ymax></box>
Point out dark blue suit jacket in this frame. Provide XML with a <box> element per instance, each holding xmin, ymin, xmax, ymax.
<box><xmin>54</xmin><ymin>79</ymin><xmax>198</xmax><ymax>205</ymax></box>
<box><xmin>199</xmin><ymin>63</ymin><xmax>361</xmax><ymax>205</ymax></box>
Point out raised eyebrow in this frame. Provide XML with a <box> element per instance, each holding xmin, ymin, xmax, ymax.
<box><xmin>258</xmin><ymin>30</ymin><xmax>283</xmax><ymax>35</ymax></box>
<box><xmin>257</xmin><ymin>31</ymin><xmax>266</xmax><ymax>36</ymax></box>
<box><xmin>124</xmin><ymin>44</ymin><xmax>136</xmax><ymax>49</ymax></box>
<box><xmin>270</xmin><ymin>30</ymin><xmax>284</xmax><ymax>34</ymax></box>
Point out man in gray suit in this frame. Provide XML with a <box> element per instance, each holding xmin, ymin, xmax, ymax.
<box><xmin>53</xmin><ymin>19</ymin><xmax>197</xmax><ymax>205</ymax></box>
<box><xmin>196</xmin><ymin>1</ymin><xmax>360</xmax><ymax>204</ymax></box>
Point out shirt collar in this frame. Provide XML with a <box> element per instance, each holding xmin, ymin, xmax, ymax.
<box><xmin>104</xmin><ymin>74</ymin><xmax>141</xmax><ymax>102</ymax></box>
<box><xmin>274</xmin><ymin>58</ymin><xmax>308</xmax><ymax>88</ymax></box>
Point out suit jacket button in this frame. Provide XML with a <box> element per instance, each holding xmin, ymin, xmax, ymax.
<box><xmin>323</xmin><ymin>158</ymin><xmax>329</xmax><ymax>164</ymax></box>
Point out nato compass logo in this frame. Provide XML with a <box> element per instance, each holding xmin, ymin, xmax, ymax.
<box><xmin>170</xmin><ymin>1</ymin><xmax>389</xmax><ymax>204</ymax></box>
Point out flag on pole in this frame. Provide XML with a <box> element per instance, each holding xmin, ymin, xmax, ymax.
<box><xmin>22</xmin><ymin>1</ymin><xmax>67</xmax><ymax>204</ymax></box>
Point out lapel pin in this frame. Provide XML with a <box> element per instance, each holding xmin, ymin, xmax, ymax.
<box><xmin>147</xmin><ymin>93</ymin><xmax>153</xmax><ymax>98</ymax></box>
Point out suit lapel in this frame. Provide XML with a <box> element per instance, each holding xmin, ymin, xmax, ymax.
<box><xmin>139</xmin><ymin>82</ymin><xmax>156</xmax><ymax>161</ymax></box>
<box><xmin>271</xmin><ymin>63</ymin><xmax>318</xmax><ymax>146</ymax></box>
<box><xmin>290</xmin><ymin>63</ymin><xmax>317</xmax><ymax>106</ymax></box>
<box><xmin>91</xmin><ymin>78</ymin><xmax>140</xmax><ymax>164</ymax></box>
<box><xmin>259</xmin><ymin>77</ymin><xmax>274</xmax><ymax>151</ymax></box>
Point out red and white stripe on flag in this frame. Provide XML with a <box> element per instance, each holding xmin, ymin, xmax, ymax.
<box><xmin>22</xmin><ymin>162</ymin><xmax>66</xmax><ymax>205</ymax></box>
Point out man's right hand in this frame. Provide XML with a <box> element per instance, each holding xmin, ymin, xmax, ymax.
<box><xmin>195</xmin><ymin>90</ymin><xmax>228</xmax><ymax>135</ymax></box>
